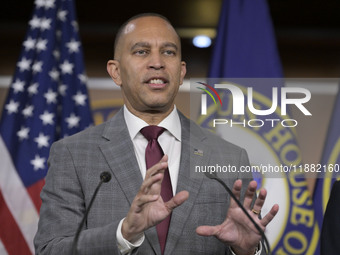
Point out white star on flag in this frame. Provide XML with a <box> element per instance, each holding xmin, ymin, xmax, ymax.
<box><xmin>58</xmin><ymin>84</ymin><xmax>67</xmax><ymax>96</ymax></box>
<box><xmin>40</xmin><ymin>111</ymin><xmax>55</xmax><ymax>125</ymax></box>
<box><xmin>66</xmin><ymin>113</ymin><xmax>80</xmax><ymax>128</ymax></box>
<box><xmin>49</xmin><ymin>68</ymin><xmax>60</xmax><ymax>81</ymax></box>
<box><xmin>32</xmin><ymin>61</ymin><xmax>43</xmax><ymax>73</ymax></box>
<box><xmin>30</xmin><ymin>155</ymin><xmax>46</xmax><ymax>171</ymax></box>
<box><xmin>36</xmin><ymin>39</ymin><xmax>48</xmax><ymax>52</ymax></box>
<box><xmin>40</xmin><ymin>18</ymin><xmax>52</xmax><ymax>31</ymax></box>
<box><xmin>73</xmin><ymin>91</ymin><xmax>87</xmax><ymax>106</ymax></box>
<box><xmin>34</xmin><ymin>133</ymin><xmax>50</xmax><ymax>148</ymax></box>
<box><xmin>44</xmin><ymin>89</ymin><xmax>58</xmax><ymax>104</ymax></box>
<box><xmin>60</xmin><ymin>60</ymin><xmax>74</xmax><ymax>74</ymax></box>
<box><xmin>35</xmin><ymin>0</ymin><xmax>46</xmax><ymax>8</ymax></box>
<box><xmin>66</xmin><ymin>39</ymin><xmax>80</xmax><ymax>53</ymax></box>
<box><xmin>5</xmin><ymin>100</ymin><xmax>19</xmax><ymax>114</ymax></box>
<box><xmin>17</xmin><ymin>58</ymin><xmax>32</xmax><ymax>72</ymax></box>
<box><xmin>53</xmin><ymin>49</ymin><xmax>61</xmax><ymax>60</ymax></box>
<box><xmin>78</xmin><ymin>73</ymin><xmax>87</xmax><ymax>84</ymax></box>
<box><xmin>58</xmin><ymin>9</ymin><xmax>67</xmax><ymax>21</ymax></box>
<box><xmin>72</xmin><ymin>20</ymin><xmax>79</xmax><ymax>31</ymax></box>
<box><xmin>29</xmin><ymin>16</ymin><xmax>40</xmax><ymax>29</ymax></box>
<box><xmin>44</xmin><ymin>0</ymin><xmax>56</xmax><ymax>9</ymax></box>
<box><xmin>23</xmin><ymin>37</ymin><xmax>36</xmax><ymax>51</ymax></box>
<box><xmin>12</xmin><ymin>79</ymin><xmax>25</xmax><ymax>93</ymax></box>
<box><xmin>17</xmin><ymin>127</ymin><xmax>30</xmax><ymax>141</ymax></box>
<box><xmin>22</xmin><ymin>105</ymin><xmax>34</xmax><ymax>118</ymax></box>
<box><xmin>28</xmin><ymin>83</ymin><xmax>39</xmax><ymax>96</ymax></box>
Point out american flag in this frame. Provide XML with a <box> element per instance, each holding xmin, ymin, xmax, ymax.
<box><xmin>0</xmin><ymin>0</ymin><xmax>93</xmax><ymax>254</ymax></box>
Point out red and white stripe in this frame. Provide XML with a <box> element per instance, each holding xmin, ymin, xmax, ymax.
<box><xmin>0</xmin><ymin>136</ymin><xmax>39</xmax><ymax>255</ymax></box>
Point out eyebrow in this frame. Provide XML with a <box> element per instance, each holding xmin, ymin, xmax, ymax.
<box><xmin>130</xmin><ymin>42</ymin><xmax>178</xmax><ymax>51</ymax></box>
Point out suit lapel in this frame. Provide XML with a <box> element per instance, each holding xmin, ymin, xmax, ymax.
<box><xmin>165</xmin><ymin>112</ymin><xmax>210</xmax><ymax>255</ymax></box>
<box><xmin>99</xmin><ymin>109</ymin><xmax>160</xmax><ymax>254</ymax></box>
<box><xmin>99</xmin><ymin>109</ymin><xmax>142</xmax><ymax>205</ymax></box>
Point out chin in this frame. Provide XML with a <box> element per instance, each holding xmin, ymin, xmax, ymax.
<box><xmin>146</xmin><ymin>103</ymin><xmax>172</xmax><ymax>112</ymax></box>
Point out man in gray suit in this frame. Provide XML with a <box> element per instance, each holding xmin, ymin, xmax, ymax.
<box><xmin>34</xmin><ymin>13</ymin><xmax>279</xmax><ymax>255</ymax></box>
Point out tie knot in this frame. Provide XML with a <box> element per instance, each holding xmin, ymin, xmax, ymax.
<box><xmin>140</xmin><ymin>126</ymin><xmax>165</xmax><ymax>141</ymax></box>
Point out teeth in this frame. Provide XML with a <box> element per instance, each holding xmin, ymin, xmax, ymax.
<box><xmin>150</xmin><ymin>79</ymin><xmax>164</xmax><ymax>84</ymax></box>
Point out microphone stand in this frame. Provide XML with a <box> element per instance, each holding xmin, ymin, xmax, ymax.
<box><xmin>71</xmin><ymin>172</ymin><xmax>112</xmax><ymax>255</ymax></box>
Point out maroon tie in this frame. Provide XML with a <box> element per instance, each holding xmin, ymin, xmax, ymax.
<box><xmin>140</xmin><ymin>126</ymin><xmax>173</xmax><ymax>255</ymax></box>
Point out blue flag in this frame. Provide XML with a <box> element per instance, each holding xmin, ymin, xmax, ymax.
<box><xmin>197</xmin><ymin>0</ymin><xmax>318</xmax><ymax>254</ymax></box>
<box><xmin>0</xmin><ymin>0</ymin><xmax>92</xmax><ymax>253</ymax></box>
<box><xmin>313</xmin><ymin>88</ymin><xmax>340</xmax><ymax>253</ymax></box>
<box><xmin>209</xmin><ymin>0</ymin><xmax>283</xmax><ymax>78</ymax></box>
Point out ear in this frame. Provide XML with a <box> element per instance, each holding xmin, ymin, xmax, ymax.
<box><xmin>179</xmin><ymin>61</ymin><xmax>187</xmax><ymax>85</ymax></box>
<box><xmin>107</xmin><ymin>60</ymin><xmax>122</xmax><ymax>86</ymax></box>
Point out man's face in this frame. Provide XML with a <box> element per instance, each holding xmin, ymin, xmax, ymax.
<box><xmin>108</xmin><ymin>16</ymin><xmax>186</xmax><ymax>115</ymax></box>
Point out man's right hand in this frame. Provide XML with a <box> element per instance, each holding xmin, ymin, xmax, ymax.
<box><xmin>121</xmin><ymin>155</ymin><xmax>189</xmax><ymax>242</ymax></box>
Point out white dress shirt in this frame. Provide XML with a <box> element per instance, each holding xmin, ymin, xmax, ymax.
<box><xmin>117</xmin><ymin>105</ymin><xmax>182</xmax><ymax>254</ymax></box>
<box><xmin>123</xmin><ymin>105</ymin><xmax>181</xmax><ymax>193</ymax></box>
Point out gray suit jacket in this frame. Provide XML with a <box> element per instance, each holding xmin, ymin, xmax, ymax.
<box><xmin>34</xmin><ymin>109</ymin><xmax>253</xmax><ymax>255</ymax></box>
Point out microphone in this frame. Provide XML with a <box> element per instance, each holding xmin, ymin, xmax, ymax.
<box><xmin>204</xmin><ymin>172</ymin><xmax>271</xmax><ymax>255</ymax></box>
<box><xmin>71</xmin><ymin>171</ymin><xmax>112</xmax><ymax>255</ymax></box>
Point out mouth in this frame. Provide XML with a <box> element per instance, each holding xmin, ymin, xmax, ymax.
<box><xmin>145</xmin><ymin>77</ymin><xmax>168</xmax><ymax>89</ymax></box>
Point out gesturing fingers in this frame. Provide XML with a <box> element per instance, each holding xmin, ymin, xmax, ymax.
<box><xmin>261</xmin><ymin>204</ymin><xmax>279</xmax><ymax>227</ymax></box>
<box><xmin>250</xmin><ymin>187</ymin><xmax>267</xmax><ymax>217</ymax></box>
<box><xmin>165</xmin><ymin>191</ymin><xmax>189</xmax><ymax>212</ymax></box>
<box><xmin>243</xmin><ymin>180</ymin><xmax>258</xmax><ymax>210</ymax></box>
<box><xmin>141</xmin><ymin>155</ymin><xmax>168</xmax><ymax>194</ymax></box>
<box><xmin>230</xmin><ymin>179</ymin><xmax>242</xmax><ymax>207</ymax></box>
<box><xmin>145</xmin><ymin>155</ymin><xmax>168</xmax><ymax>179</ymax></box>
<box><xmin>196</xmin><ymin>225</ymin><xmax>220</xmax><ymax>237</ymax></box>
<box><xmin>140</xmin><ymin>170</ymin><xmax>163</xmax><ymax>194</ymax></box>
<box><xmin>134</xmin><ymin>194</ymin><xmax>160</xmax><ymax>211</ymax></box>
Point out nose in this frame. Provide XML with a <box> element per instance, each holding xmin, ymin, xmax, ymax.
<box><xmin>148</xmin><ymin>52</ymin><xmax>165</xmax><ymax>70</ymax></box>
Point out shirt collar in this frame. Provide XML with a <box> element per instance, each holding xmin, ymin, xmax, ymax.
<box><xmin>123</xmin><ymin>105</ymin><xmax>181</xmax><ymax>141</ymax></box>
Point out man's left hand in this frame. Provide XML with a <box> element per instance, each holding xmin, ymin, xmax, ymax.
<box><xmin>196</xmin><ymin>180</ymin><xmax>279</xmax><ymax>255</ymax></box>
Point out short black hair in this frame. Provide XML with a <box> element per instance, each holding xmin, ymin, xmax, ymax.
<box><xmin>113</xmin><ymin>13</ymin><xmax>179</xmax><ymax>58</ymax></box>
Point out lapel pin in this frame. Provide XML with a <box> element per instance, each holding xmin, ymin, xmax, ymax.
<box><xmin>194</xmin><ymin>149</ymin><xmax>204</xmax><ymax>156</ymax></box>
